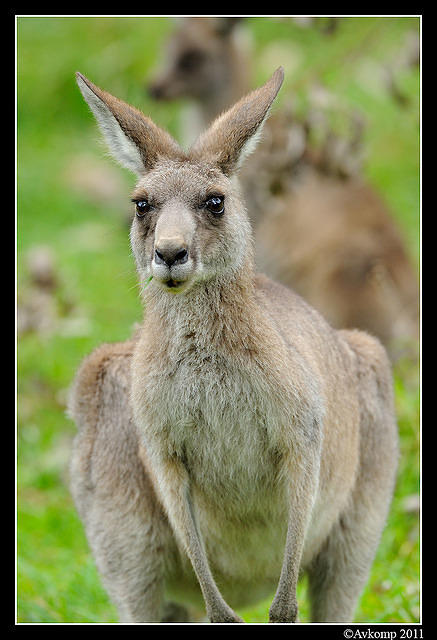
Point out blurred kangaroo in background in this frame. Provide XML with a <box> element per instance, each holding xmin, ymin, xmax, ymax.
<box><xmin>147</xmin><ymin>17</ymin><xmax>419</xmax><ymax>358</ymax></box>
<box><xmin>70</xmin><ymin>68</ymin><xmax>398</xmax><ymax>623</ymax></box>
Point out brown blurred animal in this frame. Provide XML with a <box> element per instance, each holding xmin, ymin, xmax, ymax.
<box><xmin>147</xmin><ymin>17</ymin><xmax>251</xmax><ymax>144</ymax></box>
<box><xmin>147</xmin><ymin>17</ymin><xmax>419</xmax><ymax>357</ymax></box>
<box><xmin>70</xmin><ymin>69</ymin><xmax>398</xmax><ymax>623</ymax></box>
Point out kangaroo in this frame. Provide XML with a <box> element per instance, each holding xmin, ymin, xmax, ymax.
<box><xmin>146</xmin><ymin>17</ymin><xmax>419</xmax><ymax>358</ymax></box>
<box><xmin>147</xmin><ymin>17</ymin><xmax>251</xmax><ymax>146</ymax></box>
<box><xmin>69</xmin><ymin>68</ymin><xmax>399</xmax><ymax>623</ymax></box>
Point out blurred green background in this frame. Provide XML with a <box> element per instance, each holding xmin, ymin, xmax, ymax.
<box><xmin>17</xmin><ymin>16</ymin><xmax>420</xmax><ymax>623</ymax></box>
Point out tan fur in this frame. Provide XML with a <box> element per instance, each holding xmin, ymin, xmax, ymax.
<box><xmin>69</xmin><ymin>70</ymin><xmax>398</xmax><ymax>623</ymax></box>
<box><xmin>147</xmin><ymin>17</ymin><xmax>419</xmax><ymax>357</ymax></box>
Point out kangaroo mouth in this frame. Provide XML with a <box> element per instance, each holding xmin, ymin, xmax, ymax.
<box><xmin>166</xmin><ymin>279</ymin><xmax>181</xmax><ymax>288</ymax></box>
<box><xmin>162</xmin><ymin>277</ymin><xmax>191</xmax><ymax>293</ymax></box>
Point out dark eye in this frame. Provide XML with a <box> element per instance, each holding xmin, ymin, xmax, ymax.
<box><xmin>205</xmin><ymin>195</ymin><xmax>225</xmax><ymax>216</ymax></box>
<box><xmin>178</xmin><ymin>49</ymin><xmax>205</xmax><ymax>72</ymax></box>
<box><xmin>134</xmin><ymin>200</ymin><xmax>152</xmax><ymax>218</ymax></box>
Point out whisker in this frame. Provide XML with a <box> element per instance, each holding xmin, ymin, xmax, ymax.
<box><xmin>140</xmin><ymin>276</ymin><xmax>154</xmax><ymax>290</ymax></box>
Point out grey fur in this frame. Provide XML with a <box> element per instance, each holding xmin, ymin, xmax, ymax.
<box><xmin>69</xmin><ymin>70</ymin><xmax>398</xmax><ymax>623</ymax></box>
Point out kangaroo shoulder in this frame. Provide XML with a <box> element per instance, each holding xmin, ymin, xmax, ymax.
<box><xmin>340</xmin><ymin>329</ymin><xmax>391</xmax><ymax>373</ymax></box>
<box><xmin>68</xmin><ymin>339</ymin><xmax>135</xmax><ymax>430</ymax></box>
<box><xmin>338</xmin><ymin>328</ymin><xmax>393</xmax><ymax>404</ymax></box>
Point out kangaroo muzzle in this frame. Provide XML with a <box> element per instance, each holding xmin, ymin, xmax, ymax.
<box><xmin>152</xmin><ymin>203</ymin><xmax>195</xmax><ymax>290</ymax></box>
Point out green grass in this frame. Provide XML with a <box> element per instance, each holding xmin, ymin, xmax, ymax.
<box><xmin>17</xmin><ymin>16</ymin><xmax>420</xmax><ymax>624</ymax></box>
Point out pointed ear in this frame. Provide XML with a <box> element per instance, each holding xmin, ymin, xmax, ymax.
<box><xmin>189</xmin><ymin>67</ymin><xmax>284</xmax><ymax>176</ymax></box>
<box><xmin>213</xmin><ymin>17</ymin><xmax>245</xmax><ymax>36</ymax></box>
<box><xmin>76</xmin><ymin>72</ymin><xmax>184</xmax><ymax>174</ymax></box>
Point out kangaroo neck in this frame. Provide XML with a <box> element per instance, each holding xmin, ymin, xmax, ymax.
<box><xmin>199</xmin><ymin>53</ymin><xmax>252</xmax><ymax>127</ymax></box>
<box><xmin>142</xmin><ymin>265</ymin><xmax>261</xmax><ymax>353</ymax></box>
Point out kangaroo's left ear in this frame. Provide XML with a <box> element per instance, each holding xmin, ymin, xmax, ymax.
<box><xmin>189</xmin><ymin>67</ymin><xmax>284</xmax><ymax>176</ymax></box>
<box><xmin>76</xmin><ymin>72</ymin><xmax>184</xmax><ymax>175</ymax></box>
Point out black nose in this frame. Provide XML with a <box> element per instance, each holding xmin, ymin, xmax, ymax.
<box><xmin>155</xmin><ymin>247</ymin><xmax>188</xmax><ymax>268</ymax></box>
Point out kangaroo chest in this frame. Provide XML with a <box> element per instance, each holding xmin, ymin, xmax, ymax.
<box><xmin>138</xmin><ymin>339</ymin><xmax>295</xmax><ymax>496</ymax></box>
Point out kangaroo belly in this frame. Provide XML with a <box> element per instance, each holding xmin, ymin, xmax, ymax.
<box><xmin>174</xmin><ymin>416</ymin><xmax>295</xmax><ymax>596</ymax></box>
<box><xmin>165</xmin><ymin>474</ymin><xmax>289</xmax><ymax>609</ymax></box>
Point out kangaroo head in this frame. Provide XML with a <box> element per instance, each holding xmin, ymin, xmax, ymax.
<box><xmin>147</xmin><ymin>17</ymin><xmax>246</xmax><ymax>103</ymax></box>
<box><xmin>76</xmin><ymin>68</ymin><xmax>284</xmax><ymax>294</ymax></box>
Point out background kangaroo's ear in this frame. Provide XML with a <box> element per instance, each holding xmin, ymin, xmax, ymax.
<box><xmin>76</xmin><ymin>72</ymin><xmax>184</xmax><ymax>175</ymax></box>
<box><xmin>189</xmin><ymin>67</ymin><xmax>284</xmax><ymax>176</ymax></box>
<box><xmin>213</xmin><ymin>17</ymin><xmax>246</xmax><ymax>36</ymax></box>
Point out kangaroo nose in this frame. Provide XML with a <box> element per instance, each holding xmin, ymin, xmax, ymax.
<box><xmin>154</xmin><ymin>242</ymin><xmax>188</xmax><ymax>267</ymax></box>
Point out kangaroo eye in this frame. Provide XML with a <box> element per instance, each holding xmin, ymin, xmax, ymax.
<box><xmin>134</xmin><ymin>200</ymin><xmax>152</xmax><ymax>217</ymax></box>
<box><xmin>178</xmin><ymin>49</ymin><xmax>205</xmax><ymax>72</ymax></box>
<box><xmin>205</xmin><ymin>195</ymin><xmax>225</xmax><ymax>216</ymax></box>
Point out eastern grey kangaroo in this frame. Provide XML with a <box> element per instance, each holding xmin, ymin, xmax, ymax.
<box><xmin>69</xmin><ymin>68</ymin><xmax>398</xmax><ymax>623</ymax></box>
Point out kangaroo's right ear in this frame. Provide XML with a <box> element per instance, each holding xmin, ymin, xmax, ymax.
<box><xmin>76</xmin><ymin>72</ymin><xmax>184</xmax><ymax>175</ymax></box>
